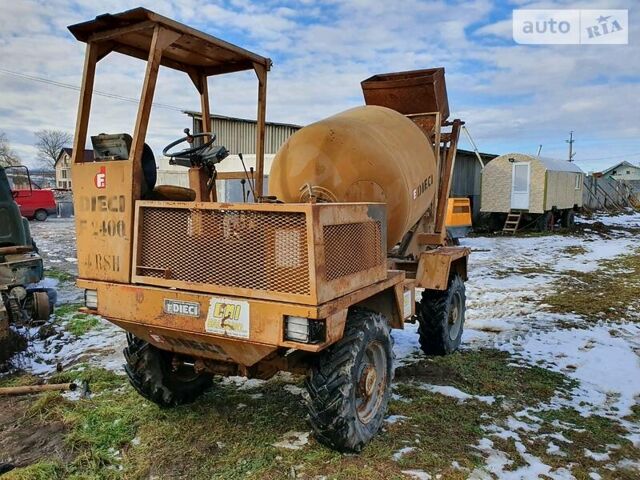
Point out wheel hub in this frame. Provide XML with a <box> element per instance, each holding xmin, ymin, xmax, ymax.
<box><xmin>448</xmin><ymin>292</ymin><xmax>463</xmax><ymax>341</ymax></box>
<box><xmin>355</xmin><ymin>341</ymin><xmax>388</xmax><ymax>425</ymax></box>
<box><xmin>360</xmin><ymin>365</ymin><xmax>377</xmax><ymax>397</ymax></box>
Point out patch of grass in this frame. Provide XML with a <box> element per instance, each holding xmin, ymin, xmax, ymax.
<box><xmin>49</xmin><ymin>363</ymin><xmax>122</xmax><ymax>392</ymax></box>
<box><xmin>46</xmin><ymin>268</ymin><xmax>75</xmax><ymax>283</ymax></box>
<box><xmin>0</xmin><ymin>372</ymin><xmax>41</xmax><ymax>388</ymax></box>
<box><xmin>2</xmin><ymin>461</ymin><xmax>64</xmax><ymax>480</ymax></box>
<box><xmin>561</xmin><ymin>245</ymin><xmax>588</xmax><ymax>256</ymax></box>
<box><xmin>493</xmin><ymin>265</ymin><xmax>552</xmax><ymax>279</ymax></box>
<box><xmin>5</xmin><ymin>354</ymin><xmax>636</xmax><ymax>479</ymax></box>
<box><xmin>527</xmin><ymin>408</ymin><xmax>640</xmax><ymax>479</ymax></box>
<box><xmin>66</xmin><ymin>313</ymin><xmax>100</xmax><ymax>336</ymax></box>
<box><xmin>54</xmin><ymin>303</ymin><xmax>83</xmax><ymax>317</ymax></box>
<box><xmin>543</xmin><ymin>249</ymin><xmax>640</xmax><ymax>321</ymax></box>
<box><xmin>396</xmin><ymin>349</ymin><xmax>574</xmax><ymax>407</ymax></box>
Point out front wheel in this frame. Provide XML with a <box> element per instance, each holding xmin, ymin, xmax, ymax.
<box><xmin>34</xmin><ymin>209</ymin><xmax>48</xmax><ymax>221</ymax></box>
<box><xmin>305</xmin><ymin>309</ymin><xmax>394</xmax><ymax>452</ymax></box>
<box><xmin>417</xmin><ymin>274</ymin><xmax>466</xmax><ymax>356</ymax></box>
<box><xmin>124</xmin><ymin>334</ymin><xmax>212</xmax><ymax>407</ymax></box>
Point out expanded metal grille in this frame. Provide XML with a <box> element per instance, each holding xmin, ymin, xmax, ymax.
<box><xmin>323</xmin><ymin>222</ymin><xmax>383</xmax><ymax>281</ymax></box>
<box><xmin>137</xmin><ymin>207</ymin><xmax>310</xmax><ymax>295</ymax></box>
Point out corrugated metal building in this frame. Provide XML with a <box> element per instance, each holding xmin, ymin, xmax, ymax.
<box><xmin>156</xmin><ymin>112</ymin><xmax>301</xmax><ymax>200</ymax></box>
<box><xmin>184</xmin><ymin>111</ymin><xmax>301</xmax><ymax>154</ymax></box>
<box><xmin>452</xmin><ymin>149</ymin><xmax>498</xmax><ymax>222</ymax></box>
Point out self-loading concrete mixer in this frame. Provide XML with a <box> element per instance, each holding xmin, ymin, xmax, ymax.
<box><xmin>269</xmin><ymin>105</ymin><xmax>438</xmax><ymax>250</ymax></box>
<box><xmin>67</xmin><ymin>9</ymin><xmax>469</xmax><ymax>454</ymax></box>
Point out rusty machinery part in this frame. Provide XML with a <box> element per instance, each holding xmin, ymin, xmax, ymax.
<box><xmin>123</xmin><ymin>333</ymin><xmax>212</xmax><ymax>407</ymax></box>
<box><xmin>417</xmin><ymin>274</ymin><xmax>466</xmax><ymax>356</ymax></box>
<box><xmin>31</xmin><ymin>291</ymin><xmax>51</xmax><ymax>322</ymax></box>
<box><xmin>269</xmin><ymin>105</ymin><xmax>437</xmax><ymax>250</ymax></box>
<box><xmin>562</xmin><ymin>210</ymin><xmax>576</xmax><ymax>228</ymax></box>
<box><xmin>305</xmin><ymin>308</ymin><xmax>394</xmax><ymax>452</ymax></box>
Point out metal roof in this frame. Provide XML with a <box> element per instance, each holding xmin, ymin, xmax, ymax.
<box><xmin>183</xmin><ymin>111</ymin><xmax>301</xmax><ymax>130</ymax></box>
<box><xmin>68</xmin><ymin>8</ymin><xmax>271</xmax><ymax>76</ymax></box>
<box><xmin>537</xmin><ymin>156</ymin><xmax>583</xmax><ymax>173</ymax></box>
<box><xmin>500</xmin><ymin>153</ymin><xmax>583</xmax><ymax>173</ymax></box>
<box><xmin>601</xmin><ymin>160</ymin><xmax>638</xmax><ymax>175</ymax></box>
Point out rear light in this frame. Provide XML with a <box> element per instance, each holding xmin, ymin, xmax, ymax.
<box><xmin>284</xmin><ymin>316</ymin><xmax>325</xmax><ymax>344</ymax></box>
<box><xmin>84</xmin><ymin>289</ymin><xmax>98</xmax><ymax>309</ymax></box>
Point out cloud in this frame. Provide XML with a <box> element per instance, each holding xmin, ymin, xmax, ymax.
<box><xmin>0</xmin><ymin>0</ymin><xmax>637</xmax><ymax>173</ymax></box>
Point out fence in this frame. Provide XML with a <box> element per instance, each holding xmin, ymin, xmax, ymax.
<box><xmin>582</xmin><ymin>175</ymin><xmax>637</xmax><ymax>211</ymax></box>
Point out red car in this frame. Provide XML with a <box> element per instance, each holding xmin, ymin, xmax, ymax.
<box><xmin>13</xmin><ymin>188</ymin><xmax>57</xmax><ymax>221</ymax></box>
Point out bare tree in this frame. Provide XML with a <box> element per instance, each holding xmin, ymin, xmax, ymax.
<box><xmin>0</xmin><ymin>132</ymin><xmax>21</xmax><ymax>167</ymax></box>
<box><xmin>35</xmin><ymin>129</ymin><xmax>72</xmax><ymax>170</ymax></box>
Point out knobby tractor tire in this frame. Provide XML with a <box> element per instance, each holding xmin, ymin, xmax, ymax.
<box><xmin>124</xmin><ymin>333</ymin><xmax>212</xmax><ymax>407</ymax></box>
<box><xmin>417</xmin><ymin>274</ymin><xmax>466</xmax><ymax>356</ymax></box>
<box><xmin>305</xmin><ymin>308</ymin><xmax>394</xmax><ymax>452</ymax></box>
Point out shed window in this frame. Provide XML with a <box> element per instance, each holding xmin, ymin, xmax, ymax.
<box><xmin>575</xmin><ymin>173</ymin><xmax>581</xmax><ymax>190</ymax></box>
<box><xmin>626</xmin><ymin>170</ymin><xmax>631</xmax><ymax>174</ymax></box>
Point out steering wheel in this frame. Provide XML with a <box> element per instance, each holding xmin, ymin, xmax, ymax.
<box><xmin>162</xmin><ymin>128</ymin><xmax>217</xmax><ymax>158</ymax></box>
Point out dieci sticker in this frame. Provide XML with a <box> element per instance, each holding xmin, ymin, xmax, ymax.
<box><xmin>205</xmin><ymin>297</ymin><xmax>250</xmax><ymax>339</ymax></box>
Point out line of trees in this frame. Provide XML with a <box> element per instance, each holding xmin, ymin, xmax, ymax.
<box><xmin>0</xmin><ymin>130</ymin><xmax>72</xmax><ymax>170</ymax></box>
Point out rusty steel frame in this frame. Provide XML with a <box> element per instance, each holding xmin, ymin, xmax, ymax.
<box><xmin>69</xmin><ymin>10</ymin><xmax>465</xmax><ymax>377</ymax></box>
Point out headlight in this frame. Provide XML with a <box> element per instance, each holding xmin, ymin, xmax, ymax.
<box><xmin>284</xmin><ymin>316</ymin><xmax>325</xmax><ymax>344</ymax></box>
<box><xmin>84</xmin><ymin>289</ymin><xmax>98</xmax><ymax>309</ymax></box>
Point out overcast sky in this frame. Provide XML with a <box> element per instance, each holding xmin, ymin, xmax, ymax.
<box><xmin>0</xmin><ymin>0</ymin><xmax>637</xmax><ymax>172</ymax></box>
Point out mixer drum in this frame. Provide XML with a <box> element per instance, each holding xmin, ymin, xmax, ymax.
<box><xmin>268</xmin><ymin>105</ymin><xmax>437</xmax><ymax>249</ymax></box>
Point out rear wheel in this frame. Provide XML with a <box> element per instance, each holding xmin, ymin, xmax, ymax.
<box><xmin>561</xmin><ymin>210</ymin><xmax>576</xmax><ymax>228</ymax></box>
<box><xmin>417</xmin><ymin>274</ymin><xmax>466</xmax><ymax>356</ymax></box>
<box><xmin>305</xmin><ymin>308</ymin><xmax>394</xmax><ymax>452</ymax></box>
<box><xmin>34</xmin><ymin>209</ymin><xmax>48</xmax><ymax>221</ymax></box>
<box><xmin>536</xmin><ymin>211</ymin><xmax>554</xmax><ymax>232</ymax></box>
<box><xmin>124</xmin><ymin>334</ymin><xmax>212</xmax><ymax>407</ymax></box>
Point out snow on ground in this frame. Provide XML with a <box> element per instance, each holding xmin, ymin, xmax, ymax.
<box><xmin>577</xmin><ymin>209</ymin><xmax>640</xmax><ymax>229</ymax></box>
<box><xmin>391</xmin><ymin>211</ymin><xmax>640</xmax><ymax>477</ymax></box>
<box><xmin>13</xmin><ymin>318</ymin><xmax>125</xmax><ymax>376</ymax></box>
<box><xmin>417</xmin><ymin>384</ymin><xmax>496</xmax><ymax>405</ymax></box>
<box><xmin>503</xmin><ymin>323</ymin><xmax>640</xmax><ymax>419</ymax></box>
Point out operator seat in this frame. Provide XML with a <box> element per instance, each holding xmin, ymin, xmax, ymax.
<box><xmin>91</xmin><ymin>133</ymin><xmax>196</xmax><ymax>202</ymax></box>
<box><xmin>141</xmin><ymin>144</ymin><xmax>196</xmax><ymax>201</ymax></box>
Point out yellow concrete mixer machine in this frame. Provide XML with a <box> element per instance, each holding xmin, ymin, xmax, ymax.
<box><xmin>69</xmin><ymin>8</ymin><xmax>469</xmax><ymax>453</ymax></box>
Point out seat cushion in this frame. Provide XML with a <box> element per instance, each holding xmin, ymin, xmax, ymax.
<box><xmin>149</xmin><ymin>185</ymin><xmax>196</xmax><ymax>201</ymax></box>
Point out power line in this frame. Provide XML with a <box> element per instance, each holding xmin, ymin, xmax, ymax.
<box><xmin>574</xmin><ymin>151</ymin><xmax>640</xmax><ymax>162</ymax></box>
<box><xmin>0</xmin><ymin>67</ymin><xmax>184</xmax><ymax>113</ymax></box>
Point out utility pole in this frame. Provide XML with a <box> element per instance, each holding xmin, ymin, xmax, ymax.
<box><xmin>566</xmin><ymin>131</ymin><xmax>576</xmax><ymax>162</ymax></box>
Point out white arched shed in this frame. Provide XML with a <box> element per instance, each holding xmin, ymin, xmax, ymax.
<box><xmin>480</xmin><ymin>153</ymin><xmax>583</xmax><ymax>230</ymax></box>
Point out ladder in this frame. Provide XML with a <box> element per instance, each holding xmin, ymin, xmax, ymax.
<box><xmin>502</xmin><ymin>210</ymin><xmax>522</xmax><ymax>233</ymax></box>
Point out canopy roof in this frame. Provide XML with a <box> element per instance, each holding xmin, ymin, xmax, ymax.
<box><xmin>68</xmin><ymin>7</ymin><xmax>271</xmax><ymax>76</ymax></box>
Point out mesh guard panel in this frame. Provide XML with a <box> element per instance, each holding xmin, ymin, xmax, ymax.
<box><xmin>136</xmin><ymin>207</ymin><xmax>311</xmax><ymax>295</ymax></box>
<box><xmin>323</xmin><ymin>221</ymin><xmax>383</xmax><ymax>281</ymax></box>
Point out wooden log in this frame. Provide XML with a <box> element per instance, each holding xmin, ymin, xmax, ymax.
<box><xmin>0</xmin><ymin>383</ymin><xmax>76</xmax><ymax>396</ymax></box>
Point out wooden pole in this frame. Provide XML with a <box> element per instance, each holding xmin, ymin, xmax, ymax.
<box><xmin>253</xmin><ymin>63</ymin><xmax>267</xmax><ymax>200</ymax></box>
<box><xmin>70</xmin><ymin>42</ymin><xmax>98</xmax><ymax>165</ymax></box>
<box><xmin>0</xmin><ymin>383</ymin><xmax>76</xmax><ymax>396</ymax></box>
<box><xmin>129</xmin><ymin>26</ymin><xmax>181</xmax><ymax>196</ymax></box>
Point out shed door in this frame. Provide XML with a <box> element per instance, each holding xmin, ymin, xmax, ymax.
<box><xmin>510</xmin><ymin>162</ymin><xmax>530</xmax><ymax>210</ymax></box>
